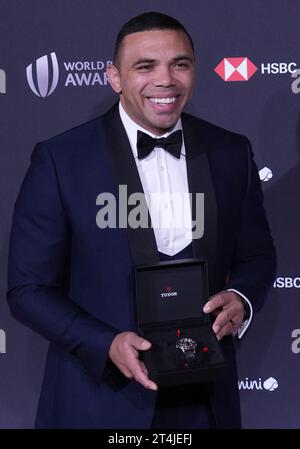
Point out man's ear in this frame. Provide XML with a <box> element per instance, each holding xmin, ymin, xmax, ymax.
<box><xmin>107</xmin><ymin>63</ymin><xmax>122</xmax><ymax>94</ymax></box>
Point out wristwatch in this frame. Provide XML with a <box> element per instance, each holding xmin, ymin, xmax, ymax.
<box><xmin>176</xmin><ymin>337</ymin><xmax>198</xmax><ymax>363</ymax></box>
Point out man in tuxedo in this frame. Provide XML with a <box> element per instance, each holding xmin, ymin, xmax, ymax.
<box><xmin>7</xmin><ymin>12</ymin><xmax>276</xmax><ymax>428</ymax></box>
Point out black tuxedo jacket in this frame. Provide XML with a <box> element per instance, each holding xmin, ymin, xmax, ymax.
<box><xmin>7</xmin><ymin>103</ymin><xmax>276</xmax><ymax>428</ymax></box>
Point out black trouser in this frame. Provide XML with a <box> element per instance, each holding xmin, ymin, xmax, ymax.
<box><xmin>151</xmin><ymin>383</ymin><xmax>216</xmax><ymax>429</ymax></box>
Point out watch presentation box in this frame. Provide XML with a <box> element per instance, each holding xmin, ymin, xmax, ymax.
<box><xmin>134</xmin><ymin>258</ymin><xmax>228</xmax><ymax>387</ymax></box>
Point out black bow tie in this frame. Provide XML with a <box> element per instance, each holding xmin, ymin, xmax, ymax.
<box><xmin>136</xmin><ymin>129</ymin><xmax>183</xmax><ymax>160</ymax></box>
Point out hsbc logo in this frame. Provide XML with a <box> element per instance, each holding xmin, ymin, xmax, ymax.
<box><xmin>215</xmin><ymin>57</ymin><xmax>258</xmax><ymax>81</ymax></box>
<box><xmin>261</xmin><ymin>62</ymin><xmax>297</xmax><ymax>74</ymax></box>
<box><xmin>273</xmin><ymin>277</ymin><xmax>300</xmax><ymax>288</ymax></box>
<box><xmin>160</xmin><ymin>286</ymin><xmax>178</xmax><ymax>299</ymax></box>
<box><xmin>215</xmin><ymin>57</ymin><xmax>298</xmax><ymax>82</ymax></box>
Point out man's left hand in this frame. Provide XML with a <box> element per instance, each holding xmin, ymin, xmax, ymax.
<box><xmin>203</xmin><ymin>291</ymin><xmax>244</xmax><ymax>340</ymax></box>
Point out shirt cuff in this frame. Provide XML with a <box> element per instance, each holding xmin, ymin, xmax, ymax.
<box><xmin>226</xmin><ymin>289</ymin><xmax>253</xmax><ymax>339</ymax></box>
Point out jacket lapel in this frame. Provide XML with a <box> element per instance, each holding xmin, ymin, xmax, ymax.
<box><xmin>182</xmin><ymin>113</ymin><xmax>218</xmax><ymax>290</ymax></box>
<box><xmin>103</xmin><ymin>103</ymin><xmax>159</xmax><ymax>265</ymax></box>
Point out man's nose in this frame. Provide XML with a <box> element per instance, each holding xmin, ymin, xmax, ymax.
<box><xmin>153</xmin><ymin>66</ymin><xmax>175</xmax><ymax>87</ymax></box>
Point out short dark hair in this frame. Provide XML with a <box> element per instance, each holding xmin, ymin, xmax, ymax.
<box><xmin>113</xmin><ymin>11</ymin><xmax>194</xmax><ymax>65</ymax></box>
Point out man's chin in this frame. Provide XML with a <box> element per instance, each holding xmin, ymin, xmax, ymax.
<box><xmin>148</xmin><ymin>116</ymin><xmax>181</xmax><ymax>134</ymax></box>
<box><xmin>146</xmin><ymin>124</ymin><xmax>176</xmax><ymax>135</ymax></box>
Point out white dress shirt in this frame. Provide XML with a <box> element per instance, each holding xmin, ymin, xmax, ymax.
<box><xmin>119</xmin><ymin>102</ymin><xmax>192</xmax><ymax>256</ymax></box>
<box><xmin>119</xmin><ymin>102</ymin><xmax>252</xmax><ymax>337</ymax></box>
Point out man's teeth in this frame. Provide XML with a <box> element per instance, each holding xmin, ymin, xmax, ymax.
<box><xmin>150</xmin><ymin>97</ymin><xmax>176</xmax><ymax>104</ymax></box>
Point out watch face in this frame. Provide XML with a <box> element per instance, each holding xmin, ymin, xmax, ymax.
<box><xmin>176</xmin><ymin>337</ymin><xmax>197</xmax><ymax>351</ymax></box>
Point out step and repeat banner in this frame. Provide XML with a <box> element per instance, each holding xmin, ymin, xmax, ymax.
<box><xmin>0</xmin><ymin>0</ymin><xmax>299</xmax><ymax>428</ymax></box>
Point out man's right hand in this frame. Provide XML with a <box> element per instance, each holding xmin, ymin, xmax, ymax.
<box><xmin>109</xmin><ymin>331</ymin><xmax>158</xmax><ymax>391</ymax></box>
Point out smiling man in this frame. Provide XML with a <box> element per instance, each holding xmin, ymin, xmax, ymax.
<box><xmin>7</xmin><ymin>12</ymin><xmax>276</xmax><ymax>429</ymax></box>
<box><xmin>108</xmin><ymin>27</ymin><xmax>195</xmax><ymax>135</ymax></box>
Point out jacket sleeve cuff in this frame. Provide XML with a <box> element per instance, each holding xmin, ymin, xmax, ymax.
<box><xmin>61</xmin><ymin>311</ymin><xmax>120</xmax><ymax>385</ymax></box>
<box><xmin>226</xmin><ymin>288</ymin><xmax>253</xmax><ymax>338</ymax></box>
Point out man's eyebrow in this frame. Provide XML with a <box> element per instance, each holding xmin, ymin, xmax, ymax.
<box><xmin>132</xmin><ymin>58</ymin><xmax>156</xmax><ymax>67</ymax></box>
<box><xmin>132</xmin><ymin>55</ymin><xmax>194</xmax><ymax>67</ymax></box>
<box><xmin>172</xmin><ymin>55</ymin><xmax>194</xmax><ymax>63</ymax></box>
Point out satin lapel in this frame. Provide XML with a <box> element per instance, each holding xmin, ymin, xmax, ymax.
<box><xmin>182</xmin><ymin>114</ymin><xmax>218</xmax><ymax>289</ymax></box>
<box><xmin>103</xmin><ymin>104</ymin><xmax>159</xmax><ymax>265</ymax></box>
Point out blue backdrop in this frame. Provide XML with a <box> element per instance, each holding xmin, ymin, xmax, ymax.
<box><xmin>1</xmin><ymin>0</ymin><xmax>299</xmax><ymax>428</ymax></box>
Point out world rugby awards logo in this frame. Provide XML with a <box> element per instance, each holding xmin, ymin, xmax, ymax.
<box><xmin>26</xmin><ymin>52</ymin><xmax>59</xmax><ymax>97</ymax></box>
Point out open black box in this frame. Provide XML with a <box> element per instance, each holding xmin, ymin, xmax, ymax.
<box><xmin>134</xmin><ymin>258</ymin><xmax>228</xmax><ymax>387</ymax></box>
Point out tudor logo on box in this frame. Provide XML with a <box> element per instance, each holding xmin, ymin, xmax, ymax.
<box><xmin>160</xmin><ymin>286</ymin><xmax>178</xmax><ymax>299</ymax></box>
<box><xmin>214</xmin><ymin>57</ymin><xmax>258</xmax><ymax>81</ymax></box>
